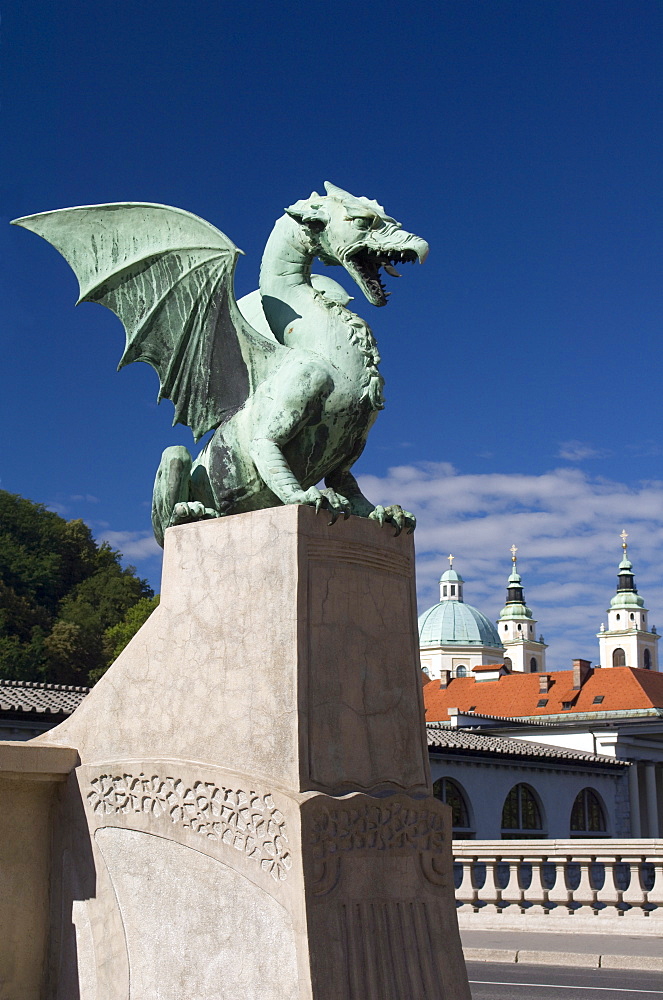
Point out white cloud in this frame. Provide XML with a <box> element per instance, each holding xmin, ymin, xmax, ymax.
<box><xmin>357</xmin><ymin>464</ymin><xmax>663</xmax><ymax>671</ymax></box>
<box><xmin>99</xmin><ymin>529</ymin><xmax>162</xmax><ymax>561</ymax></box>
<box><xmin>558</xmin><ymin>440</ymin><xmax>609</xmax><ymax>461</ymax></box>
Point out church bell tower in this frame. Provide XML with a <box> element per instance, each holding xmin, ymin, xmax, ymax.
<box><xmin>598</xmin><ymin>531</ymin><xmax>659</xmax><ymax>670</ymax></box>
<box><xmin>497</xmin><ymin>546</ymin><xmax>547</xmax><ymax>673</ymax></box>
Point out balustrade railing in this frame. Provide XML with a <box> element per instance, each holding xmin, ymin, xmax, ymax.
<box><xmin>453</xmin><ymin>840</ymin><xmax>663</xmax><ymax>932</ymax></box>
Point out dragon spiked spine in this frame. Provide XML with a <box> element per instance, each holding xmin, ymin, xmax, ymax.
<box><xmin>13</xmin><ymin>182</ymin><xmax>428</xmax><ymax>544</ymax></box>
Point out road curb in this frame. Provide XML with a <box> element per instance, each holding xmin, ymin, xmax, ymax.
<box><xmin>600</xmin><ymin>955</ymin><xmax>663</xmax><ymax>972</ymax></box>
<box><xmin>463</xmin><ymin>948</ymin><xmax>663</xmax><ymax>973</ymax></box>
<box><xmin>463</xmin><ymin>948</ymin><xmax>518</xmax><ymax>964</ymax></box>
<box><xmin>518</xmin><ymin>951</ymin><xmax>600</xmax><ymax>968</ymax></box>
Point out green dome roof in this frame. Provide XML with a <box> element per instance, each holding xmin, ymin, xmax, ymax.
<box><xmin>610</xmin><ymin>590</ymin><xmax>645</xmax><ymax>610</ymax></box>
<box><xmin>418</xmin><ymin>600</ymin><xmax>503</xmax><ymax>649</ymax></box>
<box><xmin>498</xmin><ymin>602</ymin><xmax>533</xmax><ymax>620</ymax></box>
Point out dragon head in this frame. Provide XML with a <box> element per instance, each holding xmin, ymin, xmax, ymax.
<box><xmin>285</xmin><ymin>182</ymin><xmax>429</xmax><ymax>307</ymax></box>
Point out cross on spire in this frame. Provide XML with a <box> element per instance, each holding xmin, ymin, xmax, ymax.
<box><xmin>510</xmin><ymin>544</ymin><xmax>518</xmax><ymax>563</ymax></box>
<box><xmin>620</xmin><ymin>529</ymin><xmax>628</xmax><ymax>550</ymax></box>
<box><xmin>448</xmin><ymin>553</ymin><xmax>454</xmax><ymax>567</ymax></box>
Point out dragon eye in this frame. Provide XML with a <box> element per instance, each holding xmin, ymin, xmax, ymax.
<box><xmin>352</xmin><ymin>217</ymin><xmax>373</xmax><ymax>231</ymax></box>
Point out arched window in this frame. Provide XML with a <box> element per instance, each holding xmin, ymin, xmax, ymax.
<box><xmin>570</xmin><ymin>788</ymin><xmax>607</xmax><ymax>836</ymax></box>
<box><xmin>530</xmin><ymin>657</ymin><xmax>538</xmax><ymax>672</ymax></box>
<box><xmin>455</xmin><ymin>665</ymin><xmax>467</xmax><ymax>678</ymax></box>
<box><xmin>613</xmin><ymin>648</ymin><xmax>626</xmax><ymax>667</ymax></box>
<box><xmin>501</xmin><ymin>784</ymin><xmax>545</xmax><ymax>839</ymax></box>
<box><xmin>433</xmin><ymin>777</ymin><xmax>473</xmax><ymax>837</ymax></box>
<box><xmin>503</xmin><ymin>656</ymin><xmax>512</xmax><ymax>670</ymax></box>
<box><xmin>644</xmin><ymin>648</ymin><xmax>651</xmax><ymax>669</ymax></box>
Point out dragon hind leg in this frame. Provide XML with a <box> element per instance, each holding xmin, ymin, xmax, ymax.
<box><xmin>152</xmin><ymin>446</ymin><xmax>192</xmax><ymax>547</ymax></box>
<box><xmin>151</xmin><ymin>446</ymin><xmax>221</xmax><ymax>547</ymax></box>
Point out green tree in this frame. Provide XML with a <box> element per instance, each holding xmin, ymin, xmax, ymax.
<box><xmin>94</xmin><ymin>595</ymin><xmax>160</xmax><ymax>682</ymax></box>
<box><xmin>0</xmin><ymin>490</ymin><xmax>154</xmax><ymax>686</ymax></box>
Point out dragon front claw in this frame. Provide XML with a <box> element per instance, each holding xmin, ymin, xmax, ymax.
<box><xmin>368</xmin><ymin>504</ymin><xmax>416</xmax><ymax>536</ymax></box>
<box><xmin>170</xmin><ymin>501</ymin><xmax>221</xmax><ymax>526</ymax></box>
<box><xmin>293</xmin><ymin>487</ymin><xmax>351</xmax><ymax>525</ymax></box>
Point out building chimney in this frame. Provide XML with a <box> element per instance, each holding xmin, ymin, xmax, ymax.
<box><xmin>539</xmin><ymin>674</ymin><xmax>550</xmax><ymax>694</ymax></box>
<box><xmin>439</xmin><ymin>670</ymin><xmax>452</xmax><ymax>689</ymax></box>
<box><xmin>572</xmin><ymin>658</ymin><xmax>592</xmax><ymax>690</ymax></box>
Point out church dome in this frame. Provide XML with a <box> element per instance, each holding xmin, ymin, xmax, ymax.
<box><xmin>418</xmin><ymin>599</ymin><xmax>502</xmax><ymax>648</ymax></box>
<box><xmin>420</xmin><ymin>555</ymin><xmax>503</xmax><ymax>649</ymax></box>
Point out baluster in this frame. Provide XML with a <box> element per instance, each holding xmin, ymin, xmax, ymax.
<box><xmin>500</xmin><ymin>855</ymin><xmax>523</xmax><ymax>917</ymax></box>
<box><xmin>524</xmin><ymin>854</ymin><xmax>548</xmax><ymax>915</ymax></box>
<box><xmin>454</xmin><ymin>856</ymin><xmax>477</xmax><ymax>913</ymax></box>
<box><xmin>621</xmin><ymin>855</ymin><xmax>647</xmax><ymax>919</ymax></box>
<box><xmin>590</xmin><ymin>854</ymin><xmax>619</xmax><ymax>917</ymax></box>
<box><xmin>644</xmin><ymin>854</ymin><xmax>663</xmax><ymax>915</ymax></box>
<box><xmin>476</xmin><ymin>855</ymin><xmax>503</xmax><ymax>914</ymax></box>
<box><xmin>594</xmin><ymin>853</ymin><xmax>620</xmax><ymax>919</ymax></box>
<box><xmin>546</xmin><ymin>854</ymin><xmax>571</xmax><ymax>919</ymax></box>
<box><xmin>572</xmin><ymin>854</ymin><xmax>597</xmax><ymax>917</ymax></box>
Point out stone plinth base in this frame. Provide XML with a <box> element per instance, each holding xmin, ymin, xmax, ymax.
<box><xmin>21</xmin><ymin>506</ymin><xmax>469</xmax><ymax>998</ymax></box>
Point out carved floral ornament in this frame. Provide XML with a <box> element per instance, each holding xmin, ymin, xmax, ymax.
<box><xmin>87</xmin><ymin>773</ymin><xmax>291</xmax><ymax>882</ymax></box>
<box><xmin>309</xmin><ymin>800</ymin><xmax>446</xmax><ymax>861</ymax></box>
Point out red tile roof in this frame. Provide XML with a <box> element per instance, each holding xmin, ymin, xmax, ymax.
<box><xmin>424</xmin><ymin>667</ymin><xmax>663</xmax><ymax>722</ymax></box>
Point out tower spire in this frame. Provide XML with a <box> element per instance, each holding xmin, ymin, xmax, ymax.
<box><xmin>497</xmin><ymin>547</ymin><xmax>547</xmax><ymax>672</ymax></box>
<box><xmin>616</xmin><ymin>528</ymin><xmax>637</xmax><ymax>594</ymax></box>
<box><xmin>505</xmin><ymin>544</ymin><xmax>524</xmax><ymax>605</ymax></box>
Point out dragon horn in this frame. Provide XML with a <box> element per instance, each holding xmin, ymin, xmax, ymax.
<box><xmin>323</xmin><ymin>181</ymin><xmax>356</xmax><ymax>201</ymax></box>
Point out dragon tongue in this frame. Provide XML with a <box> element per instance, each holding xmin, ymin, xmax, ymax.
<box><xmin>383</xmin><ymin>262</ymin><xmax>401</xmax><ymax>277</ymax></box>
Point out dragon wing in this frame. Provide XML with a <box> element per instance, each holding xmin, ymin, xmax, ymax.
<box><xmin>12</xmin><ymin>202</ymin><xmax>284</xmax><ymax>441</ymax></box>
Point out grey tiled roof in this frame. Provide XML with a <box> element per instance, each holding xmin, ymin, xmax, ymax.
<box><xmin>426</xmin><ymin>723</ymin><xmax>628</xmax><ymax>768</ymax></box>
<box><xmin>0</xmin><ymin>679</ymin><xmax>89</xmax><ymax>715</ymax></box>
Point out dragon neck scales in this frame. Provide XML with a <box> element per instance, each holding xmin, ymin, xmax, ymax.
<box><xmin>259</xmin><ymin>215</ymin><xmax>385</xmax><ymax>411</ymax></box>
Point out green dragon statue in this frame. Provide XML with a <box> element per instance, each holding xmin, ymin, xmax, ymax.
<box><xmin>13</xmin><ymin>182</ymin><xmax>428</xmax><ymax>544</ymax></box>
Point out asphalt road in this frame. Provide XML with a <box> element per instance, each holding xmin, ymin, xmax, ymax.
<box><xmin>466</xmin><ymin>961</ymin><xmax>663</xmax><ymax>1000</ymax></box>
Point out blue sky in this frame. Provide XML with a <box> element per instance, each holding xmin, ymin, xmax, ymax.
<box><xmin>2</xmin><ymin>1</ymin><xmax>663</xmax><ymax>669</ymax></box>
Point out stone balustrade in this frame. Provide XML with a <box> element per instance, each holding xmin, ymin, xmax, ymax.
<box><xmin>453</xmin><ymin>839</ymin><xmax>663</xmax><ymax>933</ymax></box>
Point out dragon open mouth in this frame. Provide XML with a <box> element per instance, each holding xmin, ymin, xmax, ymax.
<box><xmin>345</xmin><ymin>247</ymin><xmax>419</xmax><ymax>307</ymax></box>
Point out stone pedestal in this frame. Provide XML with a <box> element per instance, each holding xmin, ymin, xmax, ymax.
<box><xmin>24</xmin><ymin>506</ymin><xmax>469</xmax><ymax>999</ymax></box>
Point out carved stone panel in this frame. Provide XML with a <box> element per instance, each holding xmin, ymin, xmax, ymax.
<box><xmin>302</xmin><ymin>792</ymin><xmax>470</xmax><ymax>1000</ymax></box>
<box><xmin>304</xmin><ymin>537</ymin><xmax>429</xmax><ymax>795</ymax></box>
<box><xmin>96</xmin><ymin>828</ymin><xmax>299</xmax><ymax>1000</ymax></box>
